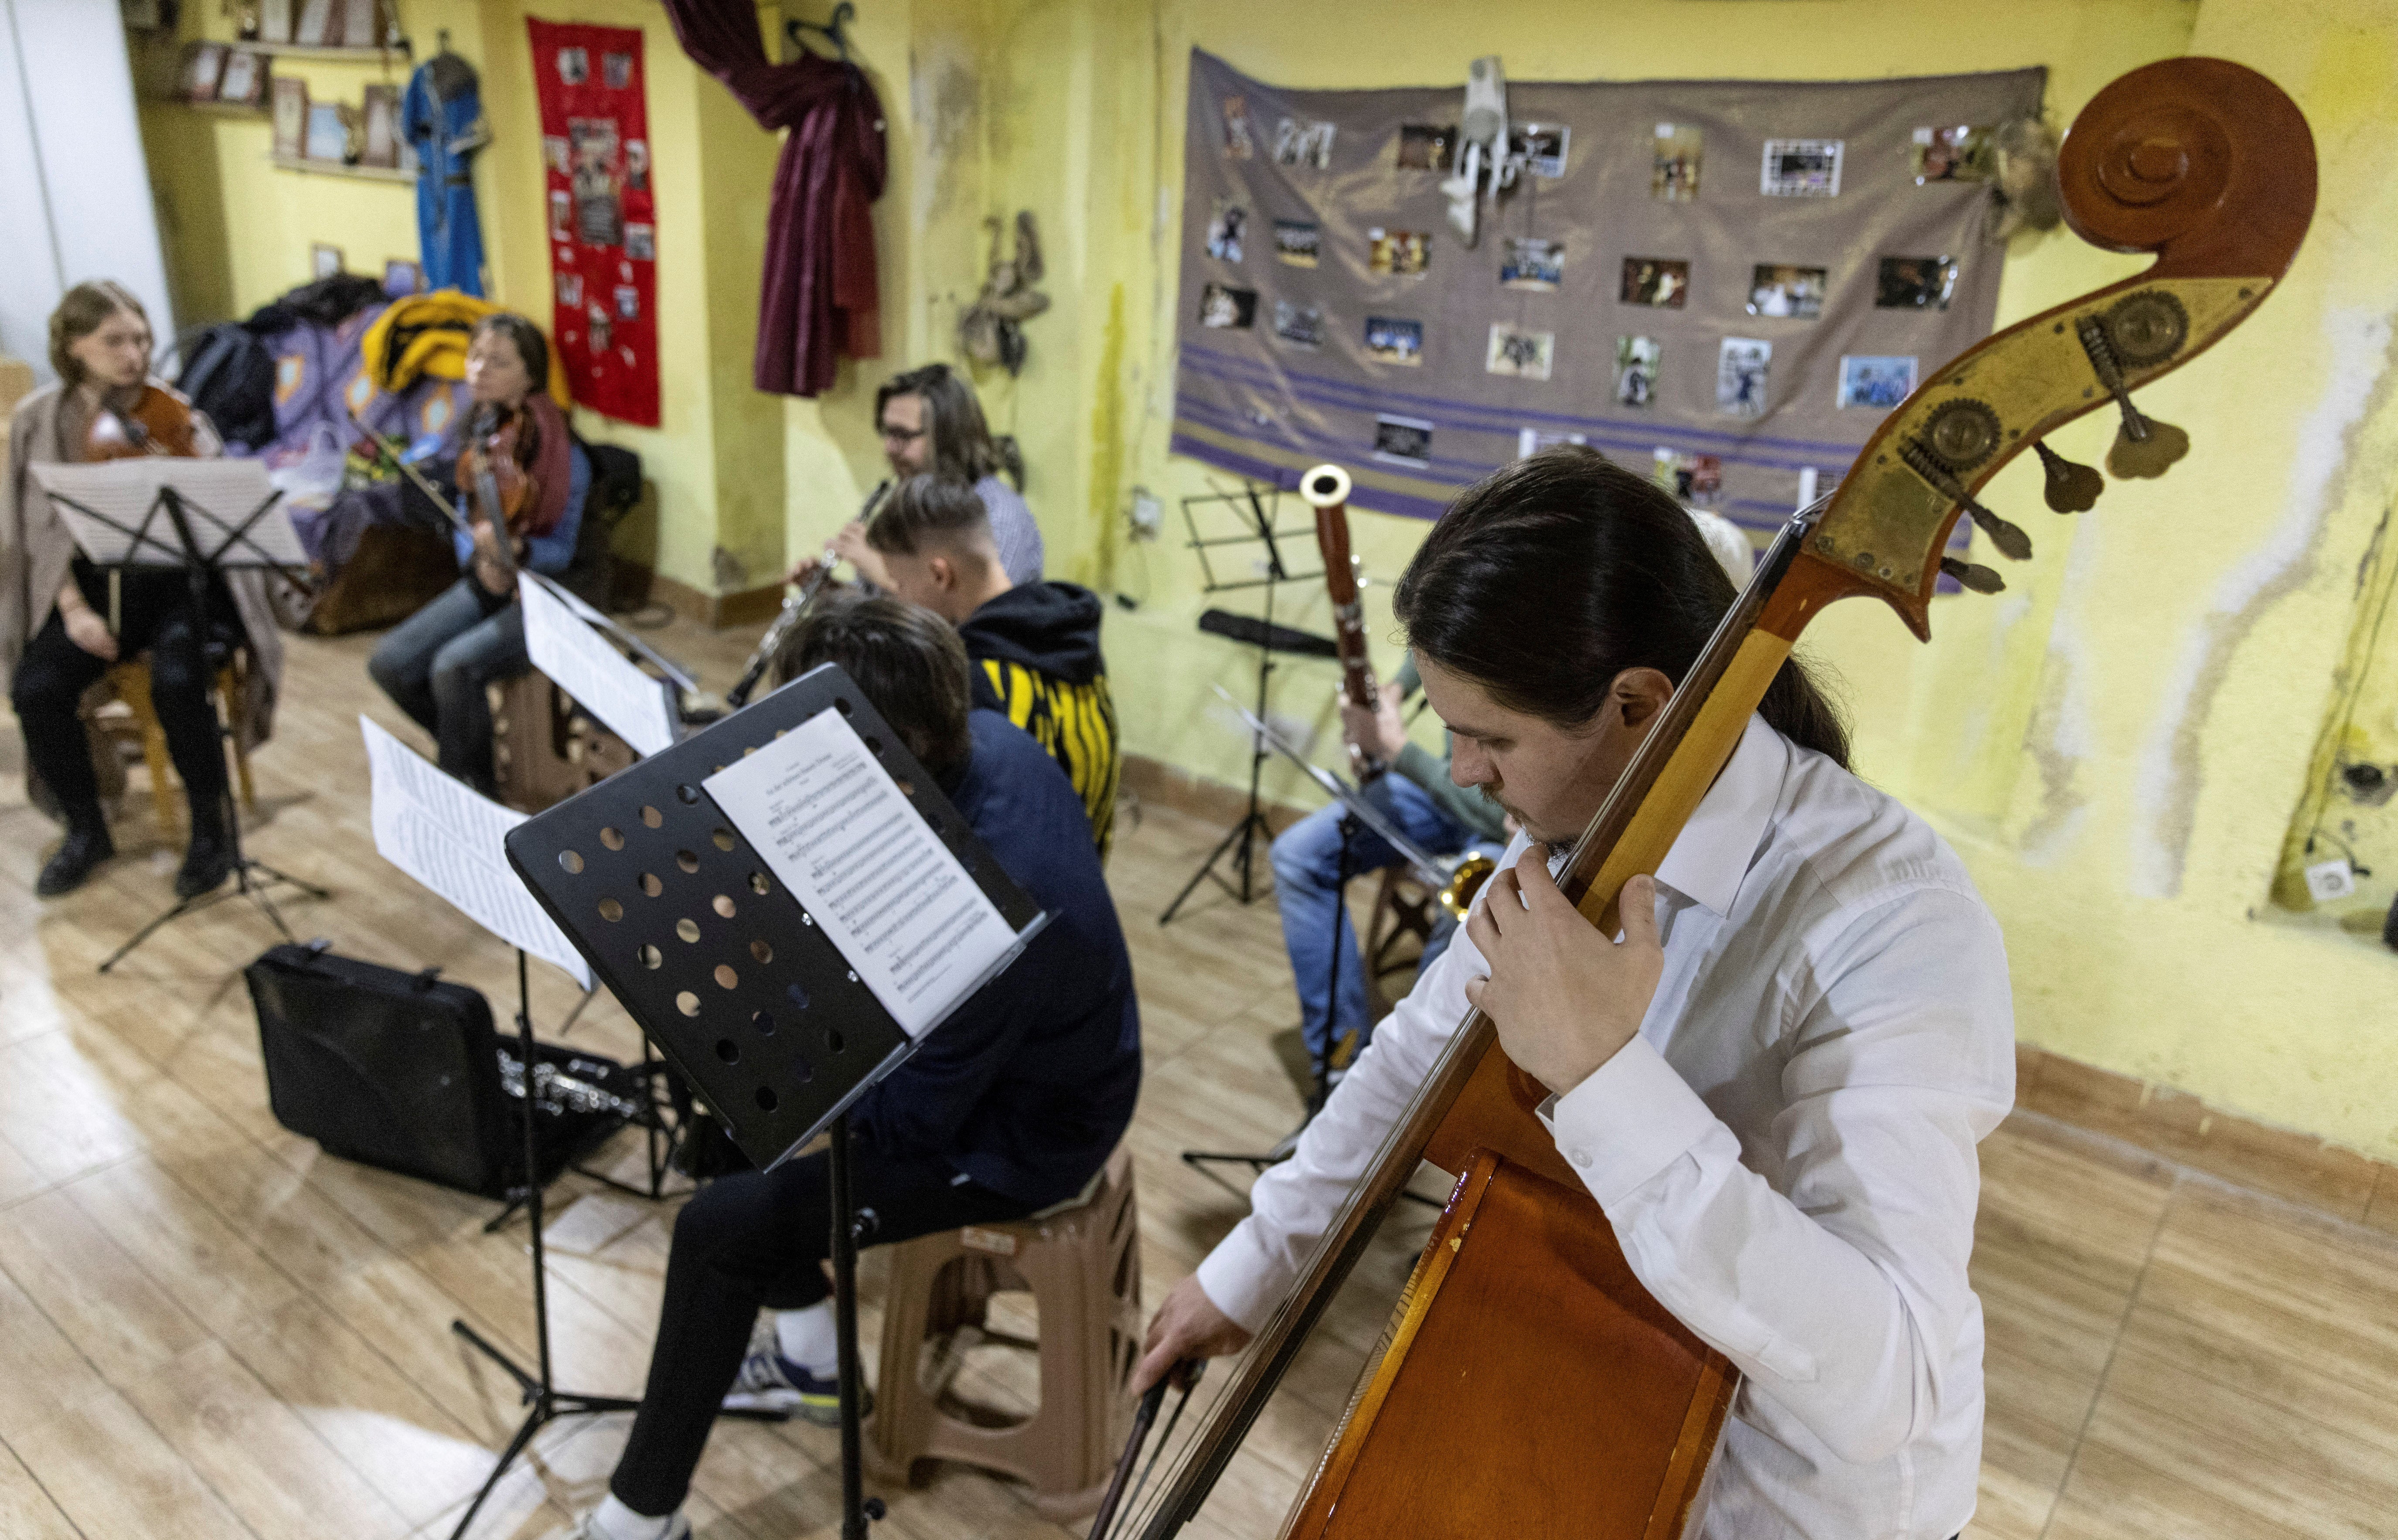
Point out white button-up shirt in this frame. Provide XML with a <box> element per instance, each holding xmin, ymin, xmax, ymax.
<box><xmin>1196</xmin><ymin>716</ymin><xmax>2015</xmax><ymax>1539</ymax></box>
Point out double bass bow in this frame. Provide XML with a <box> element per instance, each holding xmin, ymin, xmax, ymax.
<box><xmin>1103</xmin><ymin>56</ymin><xmax>2314</xmax><ymax>1540</ymax></box>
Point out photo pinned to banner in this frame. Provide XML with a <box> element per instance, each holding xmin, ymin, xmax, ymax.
<box><xmin>1274</xmin><ymin>116</ymin><xmax>1337</xmax><ymax>169</ymax></box>
<box><xmin>1761</xmin><ymin>138</ymin><xmax>1843</xmax><ymax>198</ymax></box>
<box><xmin>1272</xmin><ymin>220</ymin><xmax>1320</xmax><ymax>267</ymax></box>
<box><xmin>1368</xmin><ymin>228</ymin><xmax>1430</xmax><ymax>277</ymax></box>
<box><xmin>1509</xmin><ymin>123</ymin><xmax>1570</xmax><ymax>178</ymax></box>
<box><xmin>1652</xmin><ymin>447</ymin><xmax>1724</xmax><ymax>507</ymax></box>
<box><xmin>1397</xmin><ymin>123</ymin><xmax>1457</xmax><ymax>171</ymax></box>
<box><xmin>1876</xmin><ymin>255</ymin><xmax>1958</xmax><ymax>310</ymax></box>
<box><xmin>1518</xmin><ymin>427</ymin><xmax>1589</xmax><ymax>459</ymax></box>
<box><xmin>1372</xmin><ymin>414</ymin><xmax>1434</xmax><ymax>467</ymax></box>
<box><xmin>603</xmin><ymin>51</ymin><xmax>631</xmax><ymax>90</ymax></box>
<box><xmin>1747</xmin><ymin>264</ymin><xmax>1826</xmax><ymax>319</ymax></box>
<box><xmin>626</xmin><ymin>223</ymin><xmax>655</xmax><ymax>262</ymax></box>
<box><xmin>559</xmin><ymin>274</ymin><xmax>584</xmax><ymax>308</ymax></box>
<box><xmin>626</xmin><ymin>140</ymin><xmax>649</xmax><ymax>191</ymax></box>
<box><xmin>1364</xmin><ymin>316</ymin><xmax>1423</xmax><ymax>367</ymax></box>
<box><xmin>1271</xmin><ymin>299</ymin><xmax>1325</xmax><ymax>349</ymax></box>
<box><xmin>1206</xmin><ymin>198</ymin><xmax>1248</xmax><ymax>262</ymax></box>
<box><xmin>1716</xmin><ymin>337</ymin><xmax>1771</xmax><ymax>418</ymax></box>
<box><xmin>1614</xmin><ymin>335</ymin><xmax>1662</xmax><ymax>407</ymax></box>
<box><xmin>615</xmin><ymin>284</ymin><xmax>640</xmax><ymax>320</ymax></box>
<box><xmin>569</xmin><ymin>118</ymin><xmax>623</xmax><ymax>245</ymax></box>
<box><xmin>1838</xmin><ymin>355</ymin><xmax>1918</xmax><ymax>409</ymax></box>
<box><xmin>1912</xmin><ymin>125</ymin><xmax>1994</xmax><ymax>184</ymax></box>
<box><xmin>1652</xmin><ymin>123</ymin><xmax>1703</xmax><ymax>200</ymax></box>
<box><xmin>1500</xmin><ymin>236</ymin><xmax>1562</xmax><ymax>291</ymax></box>
<box><xmin>1199</xmin><ymin>283</ymin><xmax>1258</xmax><ymax>330</ymax></box>
<box><xmin>548</xmin><ymin>190</ymin><xmax>572</xmax><ymax>242</ymax></box>
<box><xmin>1222</xmin><ymin>95</ymin><xmax>1254</xmax><ymax>160</ymax></box>
<box><xmin>543</xmin><ymin>135</ymin><xmax>569</xmax><ymax>174</ymax></box>
<box><xmin>1485</xmin><ymin>324</ymin><xmax>1555</xmax><ymax>382</ymax></box>
<box><xmin>1620</xmin><ymin>257</ymin><xmax>1689</xmax><ymax>308</ymax></box>
<box><xmin>557</xmin><ymin>46</ymin><xmax>588</xmax><ymax>84</ymax></box>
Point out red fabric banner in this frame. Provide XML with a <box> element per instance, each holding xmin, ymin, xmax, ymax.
<box><xmin>527</xmin><ymin>19</ymin><xmax>659</xmax><ymax>426</ymax></box>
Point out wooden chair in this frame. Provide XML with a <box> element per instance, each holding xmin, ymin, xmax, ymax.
<box><xmin>489</xmin><ymin>671</ymin><xmax>636</xmax><ymax>814</ymax></box>
<box><xmin>1364</xmin><ymin>866</ymin><xmax>1438</xmax><ymax>1017</ymax></box>
<box><xmin>89</xmin><ymin>652</ymin><xmax>256</xmax><ymax>842</ymax></box>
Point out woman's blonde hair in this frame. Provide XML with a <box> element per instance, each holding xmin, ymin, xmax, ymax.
<box><xmin>48</xmin><ymin>280</ymin><xmax>150</xmax><ymax>388</ymax></box>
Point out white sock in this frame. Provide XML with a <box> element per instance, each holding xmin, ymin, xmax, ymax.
<box><xmin>774</xmin><ymin>1301</ymin><xmax>839</xmax><ymax>1376</ymax></box>
<box><xmin>590</xmin><ymin>1493</ymin><xmax>676</xmax><ymax>1540</ymax></box>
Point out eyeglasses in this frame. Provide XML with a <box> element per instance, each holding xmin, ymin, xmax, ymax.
<box><xmin>879</xmin><ymin>425</ymin><xmax>926</xmax><ymax>444</ymax></box>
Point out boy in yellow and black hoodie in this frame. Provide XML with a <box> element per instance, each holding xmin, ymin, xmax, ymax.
<box><xmin>854</xmin><ymin>475</ymin><xmax>1120</xmax><ymax>857</ymax></box>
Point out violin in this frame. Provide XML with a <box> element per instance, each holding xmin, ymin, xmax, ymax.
<box><xmin>83</xmin><ymin>383</ymin><xmax>203</xmax><ymax>460</ymax></box>
<box><xmin>1107</xmin><ymin>56</ymin><xmax>2316</xmax><ymax>1540</ymax></box>
<box><xmin>456</xmin><ymin>404</ymin><xmax>531</xmax><ymax>582</ymax></box>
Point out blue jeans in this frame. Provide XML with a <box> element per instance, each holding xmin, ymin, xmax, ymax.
<box><xmin>367</xmin><ymin>576</ymin><xmax>525</xmax><ymax>793</ymax></box>
<box><xmin>1271</xmin><ymin>775</ymin><xmax>1495</xmax><ymax>1066</ymax></box>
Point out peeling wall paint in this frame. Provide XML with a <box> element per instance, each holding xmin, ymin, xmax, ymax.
<box><xmin>2132</xmin><ymin>312</ymin><xmax>2395</xmax><ymax>898</ymax></box>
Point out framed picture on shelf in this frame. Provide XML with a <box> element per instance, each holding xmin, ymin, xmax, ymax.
<box><xmin>303</xmin><ymin>101</ymin><xmax>349</xmax><ymax>162</ymax></box>
<box><xmin>340</xmin><ymin>0</ymin><xmax>381</xmax><ymax>49</ymax></box>
<box><xmin>312</xmin><ymin>244</ymin><xmax>345</xmax><ymax>280</ymax></box>
<box><xmin>271</xmin><ymin>77</ymin><xmax>308</xmax><ymax>160</ymax></box>
<box><xmin>383</xmin><ymin>258</ymin><xmax>422</xmax><ymax>296</ymax></box>
<box><xmin>294</xmin><ymin>0</ymin><xmax>335</xmax><ymax>47</ymax></box>
<box><xmin>180</xmin><ymin>41</ymin><xmax>227</xmax><ymax>102</ymax></box>
<box><xmin>360</xmin><ymin>84</ymin><xmax>399</xmax><ymax>166</ymax></box>
<box><xmin>217</xmin><ymin>49</ymin><xmax>266</xmax><ymax>108</ymax></box>
<box><xmin>259</xmin><ymin>0</ymin><xmax>294</xmax><ymax>44</ymax></box>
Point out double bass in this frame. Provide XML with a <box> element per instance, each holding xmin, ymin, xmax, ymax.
<box><xmin>1107</xmin><ymin>57</ymin><xmax>2314</xmax><ymax>1540</ymax></box>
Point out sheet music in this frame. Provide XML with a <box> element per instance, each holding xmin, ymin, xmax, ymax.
<box><xmin>520</xmin><ymin>574</ymin><xmax>678</xmax><ymax>757</ymax></box>
<box><xmin>361</xmin><ymin>717</ymin><xmax>592</xmax><ymax>987</ymax></box>
<box><xmin>27</xmin><ymin>459</ymin><xmax>307</xmax><ymax>567</ymax></box>
<box><xmin>704</xmin><ymin>706</ymin><xmax>1014</xmax><ymax>1039</ymax></box>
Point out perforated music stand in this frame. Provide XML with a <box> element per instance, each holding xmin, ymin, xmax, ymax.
<box><xmin>504</xmin><ymin>663</ymin><xmax>1048</xmax><ymax>1540</ymax></box>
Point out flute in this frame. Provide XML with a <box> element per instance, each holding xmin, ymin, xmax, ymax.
<box><xmin>726</xmin><ymin>479</ymin><xmax>892</xmax><ymax>709</ymax></box>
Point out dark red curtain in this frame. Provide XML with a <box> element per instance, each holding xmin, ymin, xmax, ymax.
<box><xmin>662</xmin><ymin>0</ymin><xmax>886</xmax><ymax>397</ymax></box>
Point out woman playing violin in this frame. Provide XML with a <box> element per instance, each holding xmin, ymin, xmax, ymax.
<box><xmin>2</xmin><ymin>281</ymin><xmax>287</xmax><ymax>899</ymax></box>
<box><xmin>367</xmin><ymin>313</ymin><xmax>589</xmax><ymax>795</ymax></box>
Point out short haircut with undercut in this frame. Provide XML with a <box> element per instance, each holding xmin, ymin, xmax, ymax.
<box><xmin>768</xmin><ymin>591</ymin><xmax>975</xmax><ymax>780</ymax></box>
<box><xmin>863</xmin><ymin>474</ymin><xmax>994</xmax><ymax>559</ymax></box>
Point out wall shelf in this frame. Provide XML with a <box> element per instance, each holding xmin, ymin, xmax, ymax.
<box><xmin>270</xmin><ymin>153</ymin><xmax>414</xmax><ymax>184</ymax></box>
<box><xmin>162</xmin><ymin>99</ymin><xmax>272</xmax><ymax>117</ymax></box>
<box><xmin>254</xmin><ymin>42</ymin><xmax>412</xmax><ymax>63</ymax></box>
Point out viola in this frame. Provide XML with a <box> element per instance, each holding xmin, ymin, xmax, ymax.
<box><xmin>83</xmin><ymin>382</ymin><xmax>202</xmax><ymax>460</ymax></box>
<box><xmin>1111</xmin><ymin>56</ymin><xmax>2316</xmax><ymax>1540</ymax></box>
<box><xmin>456</xmin><ymin>404</ymin><xmax>532</xmax><ymax>581</ymax></box>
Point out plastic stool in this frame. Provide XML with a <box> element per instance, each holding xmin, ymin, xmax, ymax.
<box><xmin>866</xmin><ymin>1146</ymin><xmax>1141</xmax><ymax>1520</ymax></box>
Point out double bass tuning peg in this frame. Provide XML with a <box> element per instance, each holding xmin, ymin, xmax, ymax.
<box><xmin>1941</xmin><ymin>557</ymin><xmax>2006</xmax><ymax>594</ymax></box>
<box><xmin>2075</xmin><ymin>313</ymin><xmax>2190</xmax><ymax>481</ymax></box>
<box><xmin>2033</xmin><ymin>441</ymin><xmax>2104</xmax><ymax>514</ymax></box>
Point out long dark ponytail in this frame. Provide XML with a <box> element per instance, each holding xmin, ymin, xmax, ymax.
<box><xmin>1390</xmin><ymin>446</ymin><xmax>1850</xmax><ymax>768</ymax></box>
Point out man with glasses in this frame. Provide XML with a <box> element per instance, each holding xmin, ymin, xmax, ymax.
<box><xmin>789</xmin><ymin>363</ymin><xmax>1043</xmax><ymax>590</ymax></box>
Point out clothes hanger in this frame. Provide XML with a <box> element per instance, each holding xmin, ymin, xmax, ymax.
<box><xmin>784</xmin><ymin>2</ymin><xmax>856</xmax><ymax>65</ymax></box>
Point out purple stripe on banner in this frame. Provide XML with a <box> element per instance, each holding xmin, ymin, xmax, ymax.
<box><xmin>1175</xmin><ymin>351</ymin><xmax>1854</xmax><ymax>479</ymax></box>
<box><xmin>1181</xmin><ymin>341</ymin><xmax>1872</xmax><ymax>458</ymax></box>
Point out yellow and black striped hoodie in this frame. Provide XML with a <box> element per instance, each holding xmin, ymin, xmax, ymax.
<box><xmin>958</xmin><ymin>581</ymin><xmax>1120</xmax><ymax>859</ymax></box>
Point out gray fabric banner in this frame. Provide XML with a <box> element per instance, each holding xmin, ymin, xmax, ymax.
<box><xmin>1171</xmin><ymin>50</ymin><xmax>2046</xmax><ymax>535</ymax></box>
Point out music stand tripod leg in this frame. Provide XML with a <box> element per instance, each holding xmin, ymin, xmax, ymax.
<box><xmin>828</xmin><ymin>1111</ymin><xmax>888</xmax><ymax>1539</ymax></box>
<box><xmin>445</xmin><ymin>948</ymin><xmax>644</xmax><ymax>1540</ymax></box>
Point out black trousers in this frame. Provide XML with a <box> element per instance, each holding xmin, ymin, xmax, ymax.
<box><xmin>610</xmin><ymin>1146</ymin><xmax>1028</xmax><ymax>1518</ymax></box>
<box><xmin>12</xmin><ymin>567</ymin><xmax>232</xmax><ymax>824</ymax></box>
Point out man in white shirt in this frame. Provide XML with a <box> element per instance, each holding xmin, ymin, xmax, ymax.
<box><xmin>1136</xmin><ymin>446</ymin><xmax>2014</xmax><ymax>1538</ymax></box>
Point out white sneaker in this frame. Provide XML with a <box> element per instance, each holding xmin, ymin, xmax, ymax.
<box><xmin>721</xmin><ymin>1347</ymin><xmax>869</xmax><ymax>1426</ymax></box>
<box><xmin>557</xmin><ymin>1511</ymin><xmax>690</xmax><ymax>1540</ymax></box>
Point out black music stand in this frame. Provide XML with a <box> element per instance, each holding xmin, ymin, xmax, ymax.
<box><xmin>505</xmin><ymin>664</ymin><xmax>1049</xmax><ymax>1540</ymax></box>
<box><xmin>28</xmin><ymin>459</ymin><xmax>330</xmax><ymax>971</ymax></box>
<box><xmin>1180</xmin><ymin>688</ymin><xmax>1447</xmax><ymax>1209</ymax></box>
<box><xmin>1158</xmin><ymin>481</ymin><xmax>1326</xmax><ymax>926</ymax></box>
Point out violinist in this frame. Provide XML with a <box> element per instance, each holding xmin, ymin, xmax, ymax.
<box><xmin>2</xmin><ymin>281</ymin><xmax>286</xmax><ymax>899</ymax></box>
<box><xmin>366</xmin><ymin>313</ymin><xmax>589</xmax><ymax>794</ymax></box>
<box><xmin>1139</xmin><ymin>449</ymin><xmax>2014</xmax><ymax>1540</ymax></box>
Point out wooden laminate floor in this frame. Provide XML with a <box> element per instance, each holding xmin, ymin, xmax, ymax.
<box><xmin>0</xmin><ymin>617</ymin><xmax>2394</xmax><ymax>1539</ymax></box>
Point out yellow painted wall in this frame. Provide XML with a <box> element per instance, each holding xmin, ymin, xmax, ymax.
<box><xmin>895</xmin><ymin>0</ymin><xmax>2398</xmax><ymax>1163</ymax></box>
<box><xmin>137</xmin><ymin>0</ymin><xmax>787</xmax><ymax>596</ymax></box>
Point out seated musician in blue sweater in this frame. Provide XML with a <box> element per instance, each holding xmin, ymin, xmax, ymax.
<box><xmin>571</xmin><ymin>592</ymin><xmax>1142</xmax><ymax>1540</ymax></box>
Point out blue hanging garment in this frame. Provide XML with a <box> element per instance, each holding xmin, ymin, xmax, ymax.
<box><xmin>403</xmin><ymin>51</ymin><xmax>491</xmax><ymax>296</ymax></box>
